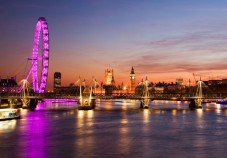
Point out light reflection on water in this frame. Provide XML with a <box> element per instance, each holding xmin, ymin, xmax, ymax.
<box><xmin>143</xmin><ymin>109</ymin><xmax>150</xmax><ymax>123</ymax></box>
<box><xmin>75</xmin><ymin>110</ymin><xmax>95</xmax><ymax>157</ymax></box>
<box><xmin>17</xmin><ymin>110</ymin><xmax>50</xmax><ymax>158</ymax></box>
<box><xmin>36</xmin><ymin>99</ymin><xmax>78</xmax><ymax>110</ymax></box>
<box><xmin>77</xmin><ymin>110</ymin><xmax>94</xmax><ymax>128</ymax></box>
<box><xmin>1</xmin><ymin>100</ymin><xmax>227</xmax><ymax>157</ymax></box>
<box><xmin>0</xmin><ymin>120</ymin><xmax>16</xmax><ymax>132</ymax></box>
<box><xmin>119</xmin><ymin>112</ymin><xmax>130</xmax><ymax>155</ymax></box>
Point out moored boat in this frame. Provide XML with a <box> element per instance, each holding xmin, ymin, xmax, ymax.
<box><xmin>0</xmin><ymin>108</ymin><xmax>21</xmax><ymax>121</ymax></box>
<box><xmin>216</xmin><ymin>99</ymin><xmax>227</xmax><ymax>104</ymax></box>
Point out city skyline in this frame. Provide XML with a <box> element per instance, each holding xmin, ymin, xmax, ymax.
<box><xmin>1</xmin><ymin>0</ymin><xmax>227</xmax><ymax>90</ymax></box>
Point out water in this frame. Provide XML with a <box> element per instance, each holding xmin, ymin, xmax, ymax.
<box><xmin>1</xmin><ymin>100</ymin><xmax>227</xmax><ymax>158</ymax></box>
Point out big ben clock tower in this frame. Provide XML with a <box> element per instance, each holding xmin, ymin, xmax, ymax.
<box><xmin>130</xmin><ymin>66</ymin><xmax>136</xmax><ymax>93</ymax></box>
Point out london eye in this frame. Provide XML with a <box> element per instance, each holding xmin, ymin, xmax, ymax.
<box><xmin>22</xmin><ymin>17</ymin><xmax>49</xmax><ymax>93</ymax></box>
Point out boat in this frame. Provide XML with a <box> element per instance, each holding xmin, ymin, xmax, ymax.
<box><xmin>216</xmin><ymin>99</ymin><xmax>227</xmax><ymax>104</ymax></box>
<box><xmin>0</xmin><ymin>108</ymin><xmax>21</xmax><ymax>121</ymax></box>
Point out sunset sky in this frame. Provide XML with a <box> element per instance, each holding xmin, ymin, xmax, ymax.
<box><xmin>1</xmin><ymin>0</ymin><xmax>227</xmax><ymax>90</ymax></box>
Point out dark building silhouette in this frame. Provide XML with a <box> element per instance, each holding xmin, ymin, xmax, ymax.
<box><xmin>54</xmin><ymin>72</ymin><xmax>61</xmax><ymax>92</ymax></box>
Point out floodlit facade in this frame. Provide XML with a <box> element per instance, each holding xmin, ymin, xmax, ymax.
<box><xmin>130</xmin><ymin>66</ymin><xmax>136</xmax><ymax>93</ymax></box>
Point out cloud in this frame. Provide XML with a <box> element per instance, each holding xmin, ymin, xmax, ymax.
<box><xmin>114</xmin><ymin>29</ymin><xmax>227</xmax><ymax>79</ymax></box>
<box><xmin>140</xmin><ymin>31</ymin><xmax>227</xmax><ymax>51</ymax></box>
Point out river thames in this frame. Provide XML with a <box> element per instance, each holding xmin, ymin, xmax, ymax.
<box><xmin>1</xmin><ymin>100</ymin><xmax>227</xmax><ymax>158</ymax></box>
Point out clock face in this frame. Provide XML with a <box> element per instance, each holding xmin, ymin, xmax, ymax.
<box><xmin>132</xmin><ymin>76</ymin><xmax>135</xmax><ymax>80</ymax></box>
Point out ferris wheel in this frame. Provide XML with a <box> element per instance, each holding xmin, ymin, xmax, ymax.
<box><xmin>20</xmin><ymin>17</ymin><xmax>49</xmax><ymax>94</ymax></box>
<box><xmin>24</xmin><ymin>17</ymin><xmax>50</xmax><ymax>93</ymax></box>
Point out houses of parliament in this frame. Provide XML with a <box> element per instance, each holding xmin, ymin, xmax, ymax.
<box><xmin>53</xmin><ymin>67</ymin><xmax>136</xmax><ymax>95</ymax></box>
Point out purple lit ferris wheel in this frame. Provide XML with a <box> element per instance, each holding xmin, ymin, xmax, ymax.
<box><xmin>31</xmin><ymin>17</ymin><xmax>49</xmax><ymax>93</ymax></box>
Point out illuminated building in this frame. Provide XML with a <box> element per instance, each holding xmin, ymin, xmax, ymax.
<box><xmin>105</xmin><ymin>69</ymin><xmax>114</xmax><ymax>85</ymax></box>
<box><xmin>130</xmin><ymin>66</ymin><xmax>136</xmax><ymax>93</ymax></box>
<box><xmin>0</xmin><ymin>77</ymin><xmax>19</xmax><ymax>93</ymax></box>
<box><xmin>54</xmin><ymin>72</ymin><xmax>61</xmax><ymax>92</ymax></box>
<box><xmin>104</xmin><ymin>68</ymin><xmax>115</xmax><ymax>95</ymax></box>
<box><xmin>176</xmin><ymin>78</ymin><xmax>183</xmax><ymax>85</ymax></box>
